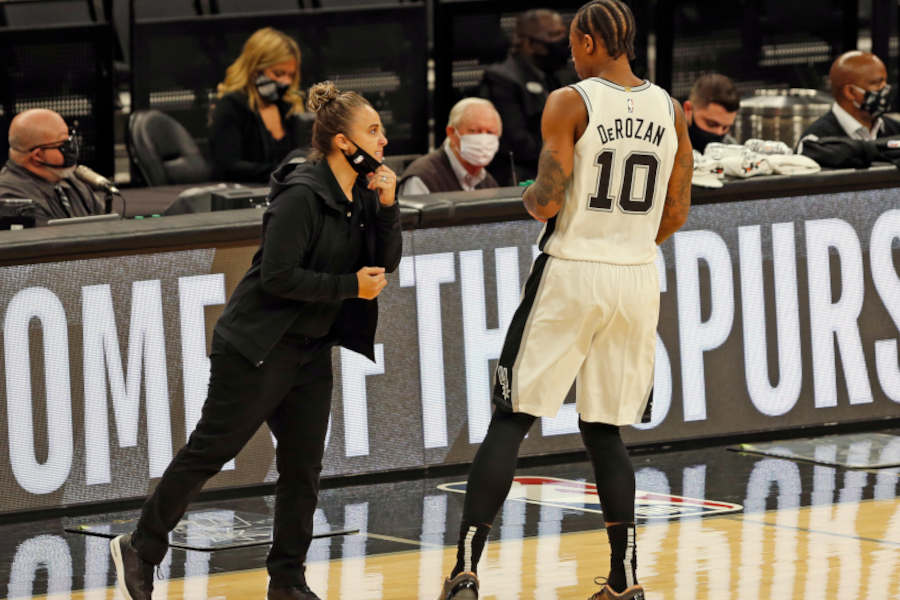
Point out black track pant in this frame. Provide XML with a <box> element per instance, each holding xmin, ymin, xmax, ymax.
<box><xmin>132</xmin><ymin>333</ymin><xmax>332</xmax><ymax>588</ymax></box>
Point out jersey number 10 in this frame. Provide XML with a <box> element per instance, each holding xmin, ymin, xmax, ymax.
<box><xmin>587</xmin><ymin>150</ymin><xmax>659</xmax><ymax>214</ymax></box>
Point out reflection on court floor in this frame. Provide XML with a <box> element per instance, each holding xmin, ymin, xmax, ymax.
<box><xmin>13</xmin><ymin>498</ymin><xmax>899</xmax><ymax>600</ymax></box>
<box><xmin>3</xmin><ymin>444</ymin><xmax>898</xmax><ymax>599</ymax></box>
<box><xmin>438</xmin><ymin>475</ymin><xmax>744</xmax><ymax>519</ymax></box>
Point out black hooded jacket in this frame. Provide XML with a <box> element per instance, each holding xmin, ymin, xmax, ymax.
<box><xmin>214</xmin><ymin>156</ymin><xmax>402</xmax><ymax>366</ymax></box>
<box><xmin>208</xmin><ymin>91</ymin><xmax>313</xmax><ymax>183</ymax></box>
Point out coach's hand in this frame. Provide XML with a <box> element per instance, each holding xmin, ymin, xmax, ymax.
<box><xmin>357</xmin><ymin>266</ymin><xmax>387</xmax><ymax>299</ymax></box>
<box><xmin>367</xmin><ymin>165</ymin><xmax>397</xmax><ymax>206</ymax></box>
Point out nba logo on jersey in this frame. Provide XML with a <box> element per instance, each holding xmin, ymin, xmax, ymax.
<box><xmin>626</xmin><ymin>97</ymin><xmax>634</xmax><ymax>113</ymax></box>
<box><xmin>438</xmin><ymin>476</ymin><xmax>743</xmax><ymax>521</ymax></box>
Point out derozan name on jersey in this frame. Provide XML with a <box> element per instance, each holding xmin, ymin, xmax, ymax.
<box><xmin>596</xmin><ymin>117</ymin><xmax>667</xmax><ymax>147</ymax></box>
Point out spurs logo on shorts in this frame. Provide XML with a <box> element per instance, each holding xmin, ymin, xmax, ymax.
<box><xmin>497</xmin><ymin>366</ymin><xmax>511</xmax><ymax>402</ymax></box>
<box><xmin>494</xmin><ymin>78</ymin><xmax>678</xmax><ymax>425</ymax></box>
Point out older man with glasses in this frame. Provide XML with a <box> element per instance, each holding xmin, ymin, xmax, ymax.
<box><xmin>0</xmin><ymin>108</ymin><xmax>105</xmax><ymax>225</ymax></box>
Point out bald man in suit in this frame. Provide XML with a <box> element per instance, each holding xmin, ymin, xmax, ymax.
<box><xmin>799</xmin><ymin>51</ymin><xmax>900</xmax><ymax>148</ymax></box>
<box><xmin>0</xmin><ymin>108</ymin><xmax>104</xmax><ymax>224</ymax></box>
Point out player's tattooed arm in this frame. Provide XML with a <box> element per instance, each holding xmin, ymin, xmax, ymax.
<box><xmin>522</xmin><ymin>87</ymin><xmax>587</xmax><ymax>222</ymax></box>
<box><xmin>523</xmin><ymin>148</ymin><xmax>566</xmax><ymax>219</ymax></box>
<box><xmin>656</xmin><ymin>98</ymin><xmax>693</xmax><ymax>245</ymax></box>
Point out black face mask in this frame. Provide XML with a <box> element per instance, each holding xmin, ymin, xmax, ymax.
<box><xmin>688</xmin><ymin>120</ymin><xmax>725</xmax><ymax>154</ymax></box>
<box><xmin>31</xmin><ymin>130</ymin><xmax>80</xmax><ymax>168</ymax></box>
<box><xmin>531</xmin><ymin>37</ymin><xmax>570</xmax><ymax>73</ymax></box>
<box><xmin>343</xmin><ymin>138</ymin><xmax>382</xmax><ymax>175</ymax></box>
<box><xmin>855</xmin><ymin>84</ymin><xmax>893</xmax><ymax>119</ymax></box>
<box><xmin>256</xmin><ymin>73</ymin><xmax>290</xmax><ymax>104</ymax></box>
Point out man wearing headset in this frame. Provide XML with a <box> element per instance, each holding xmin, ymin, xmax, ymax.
<box><xmin>0</xmin><ymin>108</ymin><xmax>104</xmax><ymax>224</ymax></box>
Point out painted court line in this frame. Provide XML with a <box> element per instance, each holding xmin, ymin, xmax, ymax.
<box><xmin>363</xmin><ymin>532</ymin><xmax>445</xmax><ymax>549</ymax></box>
<box><xmin>723</xmin><ymin>511</ymin><xmax>900</xmax><ymax>548</ymax></box>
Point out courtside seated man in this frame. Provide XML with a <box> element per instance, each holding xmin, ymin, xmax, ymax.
<box><xmin>438</xmin><ymin>1</ymin><xmax>692</xmax><ymax>599</ymax></box>
<box><xmin>798</xmin><ymin>50</ymin><xmax>900</xmax><ymax>149</ymax></box>
<box><xmin>0</xmin><ymin>108</ymin><xmax>104</xmax><ymax>224</ymax></box>
<box><xmin>682</xmin><ymin>73</ymin><xmax>740</xmax><ymax>153</ymax></box>
<box><xmin>399</xmin><ymin>97</ymin><xmax>502</xmax><ymax>195</ymax></box>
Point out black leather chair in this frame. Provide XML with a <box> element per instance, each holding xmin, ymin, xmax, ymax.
<box><xmin>128</xmin><ymin>110</ymin><xmax>211</xmax><ymax>186</ymax></box>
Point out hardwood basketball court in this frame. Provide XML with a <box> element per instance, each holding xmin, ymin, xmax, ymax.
<box><xmin>3</xmin><ymin>436</ymin><xmax>898</xmax><ymax>600</ymax></box>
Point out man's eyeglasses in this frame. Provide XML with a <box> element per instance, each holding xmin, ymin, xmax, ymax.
<box><xmin>11</xmin><ymin>128</ymin><xmax>80</xmax><ymax>168</ymax></box>
<box><xmin>25</xmin><ymin>129</ymin><xmax>80</xmax><ymax>155</ymax></box>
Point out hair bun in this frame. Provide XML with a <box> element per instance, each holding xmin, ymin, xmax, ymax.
<box><xmin>307</xmin><ymin>81</ymin><xmax>340</xmax><ymax>113</ymax></box>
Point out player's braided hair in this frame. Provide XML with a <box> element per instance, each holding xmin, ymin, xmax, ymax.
<box><xmin>574</xmin><ymin>0</ymin><xmax>636</xmax><ymax>61</ymax></box>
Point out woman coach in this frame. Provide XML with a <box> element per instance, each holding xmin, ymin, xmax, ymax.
<box><xmin>110</xmin><ymin>81</ymin><xmax>402</xmax><ymax>600</ymax></box>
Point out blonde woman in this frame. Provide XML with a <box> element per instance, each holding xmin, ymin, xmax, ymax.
<box><xmin>209</xmin><ymin>27</ymin><xmax>309</xmax><ymax>183</ymax></box>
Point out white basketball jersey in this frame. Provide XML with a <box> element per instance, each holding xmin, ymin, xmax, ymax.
<box><xmin>540</xmin><ymin>78</ymin><xmax>678</xmax><ymax>265</ymax></box>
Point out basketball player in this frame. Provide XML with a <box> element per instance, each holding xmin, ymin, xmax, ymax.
<box><xmin>438</xmin><ymin>2</ymin><xmax>692</xmax><ymax>599</ymax></box>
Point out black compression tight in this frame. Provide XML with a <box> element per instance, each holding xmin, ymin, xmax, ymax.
<box><xmin>461</xmin><ymin>412</ymin><xmax>636</xmax><ymax>526</ymax></box>
<box><xmin>461</xmin><ymin>409</ymin><xmax>537</xmax><ymax>526</ymax></box>
<box><xmin>454</xmin><ymin>411</ymin><xmax>637</xmax><ymax>585</ymax></box>
<box><xmin>578</xmin><ymin>418</ymin><xmax>636</xmax><ymax>524</ymax></box>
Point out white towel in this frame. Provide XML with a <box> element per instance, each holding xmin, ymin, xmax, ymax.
<box><xmin>719</xmin><ymin>152</ymin><xmax>774</xmax><ymax>178</ymax></box>
<box><xmin>692</xmin><ymin>172</ymin><xmax>724</xmax><ymax>188</ymax></box>
<box><xmin>692</xmin><ymin>150</ymin><xmax>725</xmax><ymax>187</ymax></box>
<box><xmin>765</xmin><ymin>154</ymin><xmax>821</xmax><ymax>175</ymax></box>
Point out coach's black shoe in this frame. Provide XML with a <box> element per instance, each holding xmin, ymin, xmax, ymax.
<box><xmin>109</xmin><ymin>533</ymin><xmax>154</xmax><ymax>600</ymax></box>
<box><xmin>439</xmin><ymin>571</ymin><xmax>479</xmax><ymax>600</ymax></box>
<box><xmin>267</xmin><ymin>583</ymin><xmax>322</xmax><ymax>600</ymax></box>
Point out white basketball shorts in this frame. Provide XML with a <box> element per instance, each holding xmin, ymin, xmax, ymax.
<box><xmin>492</xmin><ymin>253</ymin><xmax>659</xmax><ymax>425</ymax></box>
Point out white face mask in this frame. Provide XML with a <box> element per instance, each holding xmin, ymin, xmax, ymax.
<box><xmin>457</xmin><ymin>132</ymin><xmax>500</xmax><ymax>167</ymax></box>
